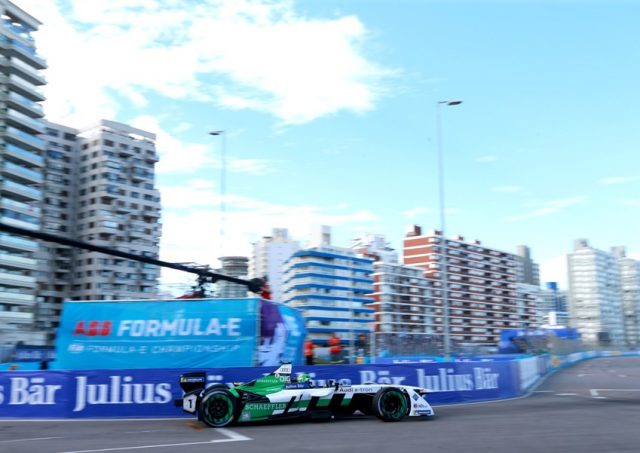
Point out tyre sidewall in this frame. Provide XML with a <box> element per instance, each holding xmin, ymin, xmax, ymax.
<box><xmin>199</xmin><ymin>388</ymin><xmax>237</xmax><ymax>428</ymax></box>
<box><xmin>372</xmin><ymin>388</ymin><xmax>408</xmax><ymax>422</ymax></box>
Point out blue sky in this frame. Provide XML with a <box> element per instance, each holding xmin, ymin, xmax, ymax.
<box><xmin>21</xmin><ymin>0</ymin><xmax>640</xmax><ymax>290</ymax></box>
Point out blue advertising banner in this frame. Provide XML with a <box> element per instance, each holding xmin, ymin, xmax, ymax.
<box><xmin>54</xmin><ymin>299</ymin><xmax>259</xmax><ymax>370</ymax></box>
<box><xmin>0</xmin><ymin>360</ymin><xmax>520</xmax><ymax>419</ymax></box>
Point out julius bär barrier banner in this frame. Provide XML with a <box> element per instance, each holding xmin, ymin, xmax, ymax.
<box><xmin>0</xmin><ymin>361</ymin><xmax>522</xmax><ymax>418</ymax></box>
<box><xmin>55</xmin><ymin>299</ymin><xmax>260</xmax><ymax>369</ymax></box>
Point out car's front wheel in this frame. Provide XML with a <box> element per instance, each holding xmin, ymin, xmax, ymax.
<box><xmin>199</xmin><ymin>388</ymin><xmax>238</xmax><ymax>428</ymax></box>
<box><xmin>372</xmin><ymin>388</ymin><xmax>408</xmax><ymax>422</ymax></box>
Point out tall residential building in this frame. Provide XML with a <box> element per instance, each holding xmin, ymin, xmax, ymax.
<box><xmin>539</xmin><ymin>282</ymin><xmax>569</xmax><ymax>326</ymax></box>
<box><xmin>0</xmin><ymin>1</ymin><xmax>47</xmax><ymax>344</ymax></box>
<box><xmin>612</xmin><ymin>247</ymin><xmax>640</xmax><ymax>346</ymax></box>
<box><xmin>250</xmin><ymin>228</ymin><xmax>299</xmax><ymax>303</ymax></box>
<box><xmin>567</xmin><ymin>239</ymin><xmax>624</xmax><ymax>346</ymax></box>
<box><xmin>283</xmin><ymin>227</ymin><xmax>374</xmax><ymax>347</ymax></box>
<box><xmin>351</xmin><ymin>233</ymin><xmax>435</xmax><ymax>337</ymax></box>
<box><xmin>516</xmin><ymin>245</ymin><xmax>540</xmax><ymax>286</ymax></box>
<box><xmin>217</xmin><ymin>256</ymin><xmax>249</xmax><ymax>298</ymax></box>
<box><xmin>40</xmin><ymin>120</ymin><xmax>162</xmax><ymax>301</ymax></box>
<box><xmin>403</xmin><ymin>225</ymin><xmax>537</xmax><ymax>346</ymax></box>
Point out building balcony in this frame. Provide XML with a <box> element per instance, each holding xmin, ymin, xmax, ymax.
<box><xmin>0</xmin><ymin>310</ymin><xmax>33</xmax><ymax>324</ymax></box>
<box><xmin>0</xmin><ymin>290</ymin><xmax>35</xmax><ymax>305</ymax></box>
<box><xmin>0</xmin><ymin>250</ymin><xmax>37</xmax><ymax>270</ymax></box>
<box><xmin>0</xmin><ymin>271</ymin><xmax>36</xmax><ymax>287</ymax></box>
<box><xmin>0</xmin><ymin>179</ymin><xmax>41</xmax><ymax>201</ymax></box>
<box><xmin>2</xmin><ymin>161</ymin><xmax>43</xmax><ymax>184</ymax></box>
<box><xmin>4</xmin><ymin>90</ymin><xmax>44</xmax><ymax>117</ymax></box>
<box><xmin>2</xmin><ymin>54</ymin><xmax>47</xmax><ymax>85</ymax></box>
<box><xmin>0</xmin><ymin>232</ymin><xmax>38</xmax><ymax>252</ymax></box>
<box><xmin>4</xmin><ymin>73</ymin><xmax>45</xmax><ymax>101</ymax></box>
<box><xmin>0</xmin><ymin>34</ymin><xmax>47</xmax><ymax>69</ymax></box>
<box><xmin>4</xmin><ymin>108</ymin><xmax>45</xmax><ymax>134</ymax></box>
<box><xmin>4</xmin><ymin>127</ymin><xmax>46</xmax><ymax>152</ymax></box>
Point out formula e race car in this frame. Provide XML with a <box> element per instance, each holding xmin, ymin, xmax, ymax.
<box><xmin>176</xmin><ymin>363</ymin><xmax>435</xmax><ymax>427</ymax></box>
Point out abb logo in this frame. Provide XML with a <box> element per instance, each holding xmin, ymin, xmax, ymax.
<box><xmin>73</xmin><ymin>321</ymin><xmax>113</xmax><ymax>336</ymax></box>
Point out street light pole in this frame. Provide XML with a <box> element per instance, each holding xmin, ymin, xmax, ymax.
<box><xmin>209</xmin><ymin>130</ymin><xmax>226</xmax><ymax>258</ymax></box>
<box><xmin>436</xmin><ymin>100</ymin><xmax>462</xmax><ymax>360</ymax></box>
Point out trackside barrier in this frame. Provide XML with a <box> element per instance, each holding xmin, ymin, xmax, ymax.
<box><xmin>1</xmin><ymin>351</ymin><xmax>638</xmax><ymax>419</ymax></box>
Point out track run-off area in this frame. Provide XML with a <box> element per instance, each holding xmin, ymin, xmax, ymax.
<box><xmin>1</xmin><ymin>356</ymin><xmax>638</xmax><ymax>453</ymax></box>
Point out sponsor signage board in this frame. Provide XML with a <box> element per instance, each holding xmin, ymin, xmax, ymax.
<box><xmin>55</xmin><ymin>299</ymin><xmax>260</xmax><ymax>369</ymax></box>
<box><xmin>0</xmin><ymin>361</ymin><xmax>522</xmax><ymax>418</ymax></box>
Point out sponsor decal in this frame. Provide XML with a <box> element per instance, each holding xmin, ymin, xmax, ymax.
<box><xmin>72</xmin><ymin>375</ymin><xmax>172</xmax><ymax>412</ymax></box>
<box><xmin>245</xmin><ymin>402</ymin><xmax>287</xmax><ymax>411</ymax></box>
<box><xmin>358</xmin><ymin>370</ymin><xmax>407</xmax><ymax>385</ymax></box>
<box><xmin>416</xmin><ymin>367</ymin><xmax>499</xmax><ymax>392</ymax></box>
<box><xmin>5</xmin><ymin>377</ymin><xmax>62</xmax><ymax>405</ymax></box>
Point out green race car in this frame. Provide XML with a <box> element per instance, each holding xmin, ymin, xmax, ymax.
<box><xmin>176</xmin><ymin>363</ymin><xmax>435</xmax><ymax>427</ymax></box>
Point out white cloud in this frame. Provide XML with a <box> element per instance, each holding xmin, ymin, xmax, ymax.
<box><xmin>506</xmin><ymin>196</ymin><xmax>586</xmax><ymax>222</ymax></box>
<box><xmin>623</xmin><ymin>199</ymin><xmax>640</xmax><ymax>207</ymax></box>
<box><xmin>401</xmin><ymin>207</ymin><xmax>431</xmax><ymax>219</ymax></box>
<box><xmin>599</xmin><ymin>176</ymin><xmax>638</xmax><ymax>185</ymax></box>
<box><xmin>158</xmin><ymin>181</ymin><xmax>380</xmax><ymax>269</ymax></box>
<box><xmin>19</xmin><ymin>0</ymin><xmax>394</xmax><ymax>126</ymax></box>
<box><xmin>491</xmin><ymin>185</ymin><xmax>523</xmax><ymax>193</ymax></box>
<box><xmin>539</xmin><ymin>255</ymin><xmax>568</xmax><ymax>288</ymax></box>
<box><xmin>475</xmin><ymin>155</ymin><xmax>498</xmax><ymax>163</ymax></box>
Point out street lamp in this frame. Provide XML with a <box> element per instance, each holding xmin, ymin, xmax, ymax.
<box><xmin>436</xmin><ymin>100</ymin><xmax>462</xmax><ymax>360</ymax></box>
<box><xmin>209</xmin><ymin>130</ymin><xmax>226</xmax><ymax>258</ymax></box>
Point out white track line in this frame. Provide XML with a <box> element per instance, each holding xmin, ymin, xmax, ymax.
<box><xmin>57</xmin><ymin>428</ymin><xmax>251</xmax><ymax>453</ymax></box>
<box><xmin>0</xmin><ymin>437</ymin><xmax>63</xmax><ymax>443</ymax></box>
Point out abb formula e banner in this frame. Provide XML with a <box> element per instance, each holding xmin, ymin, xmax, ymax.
<box><xmin>55</xmin><ymin>298</ymin><xmax>305</xmax><ymax>370</ymax></box>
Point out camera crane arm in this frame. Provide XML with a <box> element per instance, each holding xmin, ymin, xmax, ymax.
<box><xmin>0</xmin><ymin>222</ymin><xmax>264</xmax><ymax>294</ymax></box>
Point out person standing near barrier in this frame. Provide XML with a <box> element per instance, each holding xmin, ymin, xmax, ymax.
<box><xmin>328</xmin><ymin>332</ymin><xmax>342</xmax><ymax>363</ymax></box>
<box><xmin>304</xmin><ymin>337</ymin><xmax>315</xmax><ymax>365</ymax></box>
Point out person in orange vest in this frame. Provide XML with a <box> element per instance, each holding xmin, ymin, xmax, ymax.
<box><xmin>304</xmin><ymin>338</ymin><xmax>315</xmax><ymax>365</ymax></box>
<box><xmin>327</xmin><ymin>332</ymin><xmax>342</xmax><ymax>363</ymax></box>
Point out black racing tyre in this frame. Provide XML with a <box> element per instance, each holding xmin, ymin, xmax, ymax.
<box><xmin>199</xmin><ymin>388</ymin><xmax>238</xmax><ymax>428</ymax></box>
<box><xmin>372</xmin><ymin>388</ymin><xmax>408</xmax><ymax>422</ymax></box>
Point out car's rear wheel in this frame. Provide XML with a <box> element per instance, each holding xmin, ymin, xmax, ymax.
<box><xmin>199</xmin><ymin>388</ymin><xmax>237</xmax><ymax>428</ymax></box>
<box><xmin>372</xmin><ymin>388</ymin><xmax>408</xmax><ymax>422</ymax></box>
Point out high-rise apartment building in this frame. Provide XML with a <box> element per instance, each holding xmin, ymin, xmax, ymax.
<box><xmin>217</xmin><ymin>255</ymin><xmax>249</xmax><ymax>298</ymax></box>
<box><xmin>283</xmin><ymin>227</ymin><xmax>374</xmax><ymax>348</ymax></box>
<box><xmin>0</xmin><ymin>0</ymin><xmax>47</xmax><ymax>344</ymax></box>
<box><xmin>39</xmin><ymin>120</ymin><xmax>162</xmax><ymax>302</ymax></box>
<box><xmin>612</xmin><ymin>246</ymin><xmax>640</xmax><ymax>346</ymax></box>
<box><xmin>403</xmin><ymin>225</ymin><xmax>537</xmax><ymax>346</ymax></box>
<box><xmin>516</xmin><ymin>245</ymin><xmax>540</xmax><ymax>286</ymax></box>
<box><xmin>250</xmin><ymin>228</ymin><xmax>299</xmax><ymax>303</ymax></box>
<box><xmin>351</xmin><ymin>234</ymin><xmax>435</xmax><ymax>337</ymax></box>
<box><xmin>567</xmin><ymin>239</ymin><xmax>624</xmax><ymax>345</ymax></box>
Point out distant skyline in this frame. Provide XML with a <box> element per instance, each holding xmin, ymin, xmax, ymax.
<box><xmin>19</xmin><ymin>0</ymin><xmax>640</xmax><ymax>291</ymax></box>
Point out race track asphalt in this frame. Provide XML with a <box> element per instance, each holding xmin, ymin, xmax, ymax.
<box><xmin>1</xmin><ymin>356</ymin><xmax>639</xmax><ymax>453</ymax></box>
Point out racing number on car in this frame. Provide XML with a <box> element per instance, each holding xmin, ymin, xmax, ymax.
<box><xmin>183</xmin><ymin>394</ymin><xmax>198</xmax><ymax>412</ymax></box>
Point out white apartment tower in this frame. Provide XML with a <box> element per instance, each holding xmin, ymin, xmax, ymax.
<box><xmin>283</xmin><ymin>227</ymin><xmax>374</xmax><ymax>348</ymax></box>
<box><xmin>0</xmin><ymin>0</ymin><xmax>47</xmax><ymax>344</ymax></box>
<box><xmin>567</xmin><ymin>239</ymin><xmax>624</xmax><ymax>345</ymax></box>
<box><xmin>612</xmin><ymin>246</ymin><xmax>640</xmax><ymax>346</ymax></box>
<box><xmin>250</xmin><ymin>228</ymin><xmax>299</xmax><ymax>303</ymax></box>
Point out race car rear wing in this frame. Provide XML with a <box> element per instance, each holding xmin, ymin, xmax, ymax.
<box><xmin>179</xmin><ymin>371</ymin><xmax>207</xmax><ymax>393</ymax></box>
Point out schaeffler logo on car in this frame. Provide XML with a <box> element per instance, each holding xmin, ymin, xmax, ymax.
<box><xmin>72</xmin><ymin>318</ymin><xmax>242</xmax><ymax>338</ymax></box>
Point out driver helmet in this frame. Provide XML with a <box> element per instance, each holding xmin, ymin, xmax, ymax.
<box><xmin>298</xmin><ymin>373</ymin><xmax>311</xmax><ymax>383</ymax></box>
